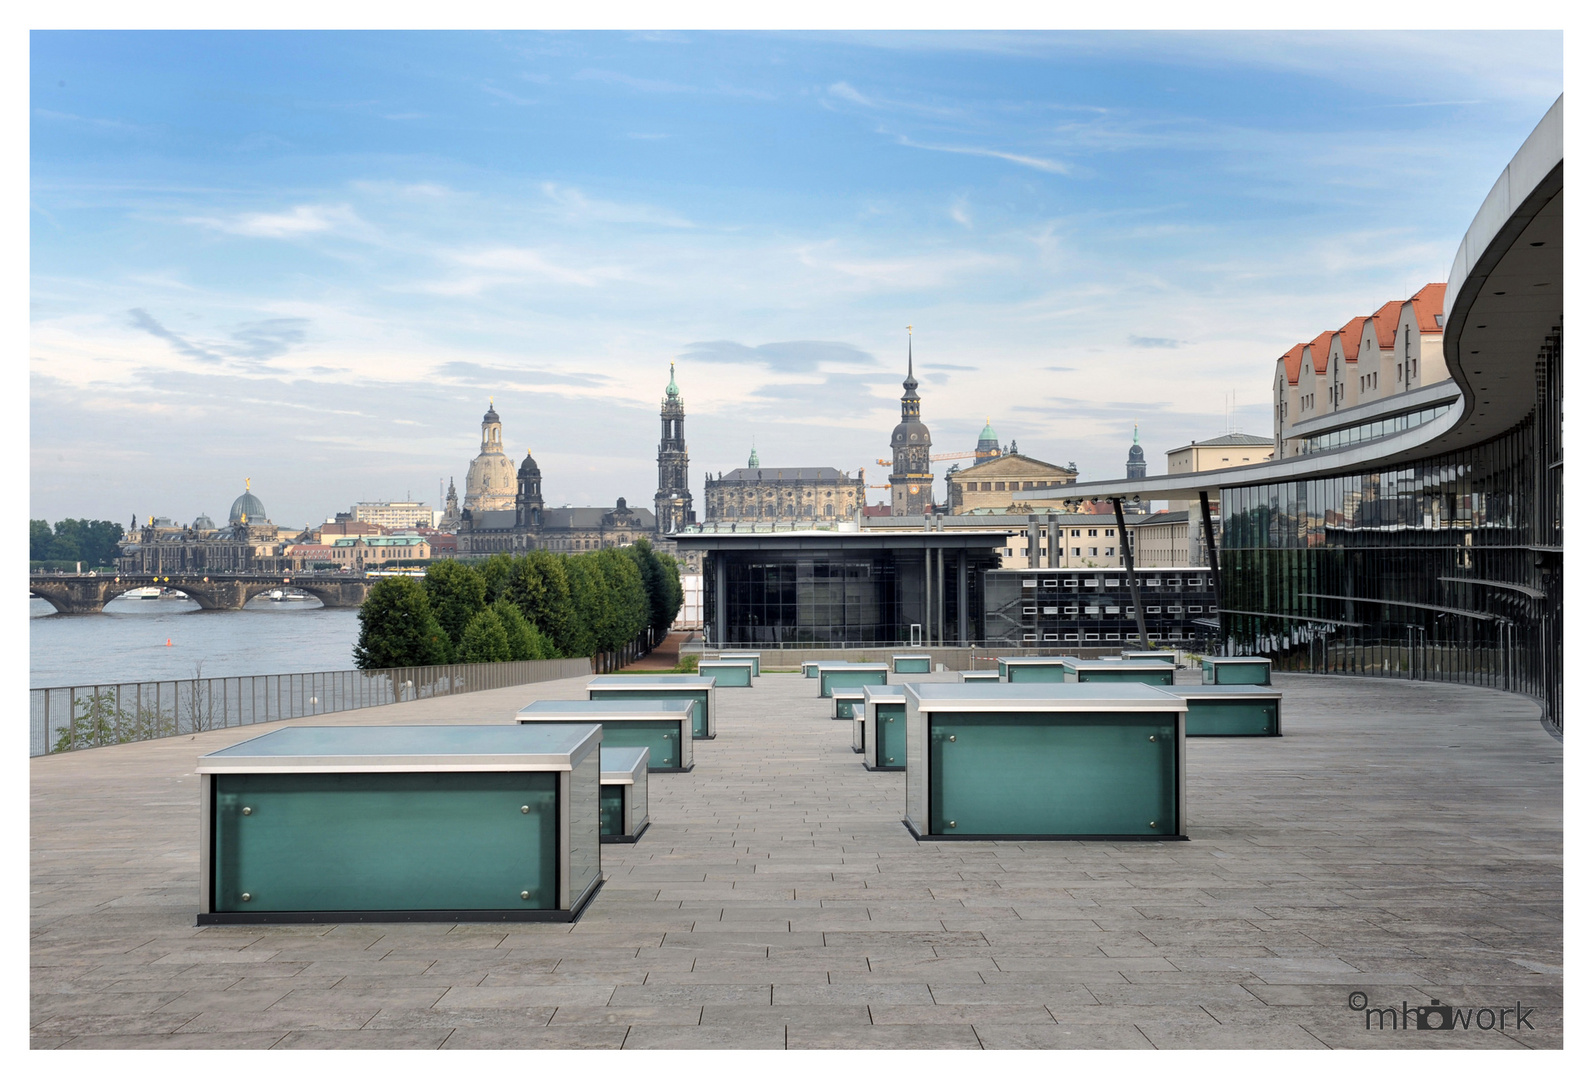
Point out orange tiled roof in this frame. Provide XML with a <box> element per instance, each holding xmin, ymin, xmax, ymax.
<box><xmin>1307</xmin><ymin>330</ymin><xmax>1335</xmax><ymax>376</ymax></box>
<box><xmin>1336</xmin><ymin>316</ymin><xmax>1368</xmax><ymax>362</ymax></box>
<box><xmin>1280</xmin><ymin>343</ymin><xmax>1307</xmax><ymax>386</ymax></box>
<box><xmin>1367</xmin><ymin>299</ymin><xmax>1402</xmax><ymax>349</ymax></box>
<box><xmin>1408</xmin><ymin>282</ymin><xmax>1446</xmax><ymax>333</ymax></box>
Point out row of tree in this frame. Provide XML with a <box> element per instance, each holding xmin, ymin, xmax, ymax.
<box><xmin>353</xmin><ymin>540</ymin><xmax>684</xmax><ymax>669</ymax></box>
<box><xmin>30</xmin><ymin>519</ymin><xmax>125</xmax><ymax>569</ymax></box>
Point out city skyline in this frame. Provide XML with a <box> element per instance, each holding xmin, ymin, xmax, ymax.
<box><xmin>29</xmin><ymin>30</ymin><xmax>1562</xmax><ymax>525</ymax></box>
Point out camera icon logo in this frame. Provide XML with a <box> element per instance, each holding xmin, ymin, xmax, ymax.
<box><xmin>1415</xmin><ymin>1000</ymin><xmax>1456</xmax><ymax>1030</ymax></box>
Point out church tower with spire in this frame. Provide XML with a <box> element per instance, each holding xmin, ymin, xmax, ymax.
<box><xmin>1124</xmin><ymin>423</ymin><xmax>1148</xmax><ymax>514</ymax></box>
<box><xmin>889</xmin><ymin>327</ymin><xmax>934</xmax><ymax>516</ymax></box>
<box><xmin>654</xmin><ymin>363</ymin><xmax>694</xmax><ymax>535</ymax></box>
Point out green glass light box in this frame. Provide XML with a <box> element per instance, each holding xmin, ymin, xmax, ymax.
<box><xmin>599</xmin><ymin>745</ymin><xmax>650</xmax><ymax>842</ymax></box>
<box><xmin>518</xmin><ymin>699</ymin><xmax>695</xmax><ymax>771</ymax></box>
<box><xmin>1174</xmin><ymin>686</ymin><xmax>1282</xmax><ymax>736</ymax></box>
<box><xmin>803</xmin><ymin>661</ymin><xmax>821</xmax><ymax>679</ymax></box>
<box><xmin>1120</xmin><ymin>650</ymin><xmax>1180</xmax><ymax>667</ymax></box>
<box><xmin>817</xmin><ymin>662</ymin><xmax>889</xmax><ymax>698</ymax></box>
<box><xmin>1201</xmin><ymin>657</ymin><xmax>1274</xmax><ymax>686</ymax></box>
<box><xmin>863</xmin><ymin>685</ymin><xmax>907</xmax><ymax>771</ymax></box>
<box><xmin>716</xmin><ymin>652</ymin><xmax>762</xmax><ymax>677</ymax></box>
<box><xmin>834</xmin><ymin>687</ymin><xmax>866</xmax><ymax>720</ymax></box>
<box><xmin>587</xmin><ymin>675</ymin><xmax>716</xmax><ymax>738</ymax></box>
<box><xmin>698</xmin><ymin>659</ymin><xmax>754</xmax><ymax>687</ymax></box>
<box><xmin>997</xmin><ymin>656</ymin><xmax>1072</xmax><ymax>682</ymax></box>
<box><xmin>903</xmin><ymin>684</ymin><xmax>1187</xmax><ymax>841</ymax></box>
<box><xmin>1063</xmin><ymin>658</ymin><xmax>1176</xmax><ymax>686</ymax></box>
<box><xmin>960</xmin><ymin>671</ymin><xmax>1001</xmax><ymax>683</ymax></box>
<box><xmin>893</xmin><ymin>654</ymin><xmax>933</xmax><ymax>674</ymax></box>
<box><xmin>196</xmin><ymin>724</ymin><xmax>604</xmax><ymax>925</ymax></box>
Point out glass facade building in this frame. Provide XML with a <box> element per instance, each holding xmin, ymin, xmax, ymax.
<box><xmin>1222</xmin><ymin>330</ymin><xmax>1560</xmax><ymax>728</ymax></box>
<box><xmin>984</xmin><ymin>568</ymin><xmax>1218</xmax><ymax>649</ymax></box>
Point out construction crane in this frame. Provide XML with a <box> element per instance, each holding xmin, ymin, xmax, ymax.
<box><xmin>859</xmin><ymin>467</ymin><xmax>890</xmax><ymax>490</ymax></box>
<box><xmin>874</xmin><ymin>450</ymin><xmax>977</xmax><ymax>467</ymax></box>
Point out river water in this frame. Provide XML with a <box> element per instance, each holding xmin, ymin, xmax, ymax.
<box><xmin>29</xmin><ymin>596</ymin><xmax>361</xmax><ymax>688</ymax></box>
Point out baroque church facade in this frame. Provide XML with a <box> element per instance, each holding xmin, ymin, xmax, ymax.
<box><xmin>456</xmin><ymin>368</ymin><xmax>694</xmax><ymax>556</ymax></box>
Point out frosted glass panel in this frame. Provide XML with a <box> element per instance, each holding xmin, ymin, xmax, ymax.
<box><xmin>877</xmin><ymin>703</ymin><xmax>907</xmax><ymax>767</ymax></box>
<box><xmin>591</xmin><ymin>689</ymin><xmax>706</xmax><ymax>736</ymax></box>
<box><xmin>600</xmin><ymin>785</ymin><xmax>626</xmax><ymax>836</ymax></box>
<box><xmin>928</xmin><ymin>712</ymin><xmax>1177</xmax><ymax>836</ymax></box>
<box><xmin>1185</xmin><ymin>700</ymin><xmax>1278</xmax><ymax>736</ymax></box>
<box><xmin>213</xmin><ymin>772</ymin><xmax>557</xmax><ymax>912</ymax></box>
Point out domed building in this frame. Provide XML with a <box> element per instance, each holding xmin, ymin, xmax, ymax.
<box><xmin>456</xmin><ymin>392</ymin><xmax>663</xmax><ymax>555</ymax></box>
<box><xmin>229</xmin><ymin>480</ymin><xmax>267</xmax><ymax>526</ymax></box>
<box><xmin>463</xmin><ymin>401</ymin><xmax>517</xmax><ymax>512</ymax></box>
<box><xmin>974</xmin><ymin>419</ymin><xmax>1002</xmax><ymax>462</ymax></box>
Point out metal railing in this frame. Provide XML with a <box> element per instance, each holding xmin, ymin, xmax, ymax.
<box><xmin>29</xmin><ymin>657</ymin><xmax>593</xmax><ymax>758</ymax></box>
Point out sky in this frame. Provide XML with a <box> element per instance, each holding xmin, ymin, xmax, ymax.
<box><xmin>29</xmin><ymin>29</ymin><xmax>1564</xmax><ymax>528</ymax></box>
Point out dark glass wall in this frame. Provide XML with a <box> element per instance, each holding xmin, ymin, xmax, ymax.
<box><xmin>1220</xmin><ymin>330</ymin><xmax>1561</xmax><ymax>729</ymax></box>
<box><xmin>704</xmin><ymin>548</ymin><xmax>1002</xmax><ymax>646</ymax></box>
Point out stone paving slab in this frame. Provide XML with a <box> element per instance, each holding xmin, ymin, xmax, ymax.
<box><xmin>31</xmin><ymin>669</ymin><xmax>1561</xmax><ymax>1049</ymax></box>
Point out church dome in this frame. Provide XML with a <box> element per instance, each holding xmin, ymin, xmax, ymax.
<box><xmin>193</xmin><ymin>513</ymin><xmax>216</xmax><ymax>531</ymax></box>
<box><xmin>519</xmin><ymin>451</ymin><xmax>540</xmax><ymax>475</ymax></box>
<box><xmin>979</xmin><ymin>419</ymin><xmax>998</xmax><ymax>444</ymax></box>
<box><xmin>229</xmin><ymin>485</ymin><xmax>266</xmax><ymax>525</ymax></box>
<box><xmin>483</xmin><ymin>401</ymin><xmax>500</xmax><ymax>424</ymax></box>
<box><xmin>1128</xmin><ymin>442</ymin><xmax>1146</xmax><ymax>463</ymax></box>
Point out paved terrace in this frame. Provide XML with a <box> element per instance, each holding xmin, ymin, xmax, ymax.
<box><xmin>32</xmin><ymin>668</ymin><xmax>1561</xmax><ymax>1049</ymax></box>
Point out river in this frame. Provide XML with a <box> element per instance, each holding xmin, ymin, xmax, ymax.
<box><xmin>29</xmin><ymin>595</ymin><xmax>361</xmax><ymax>688</ymax></box>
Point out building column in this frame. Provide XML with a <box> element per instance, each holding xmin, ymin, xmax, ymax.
<box><xmin>1027</xmin><ymin>516</ymin><xmax>1039</xmax><ymax>568</ymax></box>
<box><xmin>1047</xmin><ymin>517</ymin><xmax>1060</xmax><ymax>569</ymax></box>
<box><xmin>935</xmin><ymin>546</ymin><xmax>945</xmax><ymax>647</ymax></box>
<box><xmin>714</xmin><ymin>552</ymin><xmax>728</xmax><ymax>648</ymax></box>
<box><xmin>1199</xmin><ymin>491</ymin><xmax>1224</xmax><ymax>650</ymax></box>
<box><xmin>1114</xmin><ymin>498</ymin><xmax>1150</xmax><ymax>648</ymax></box>
<box><xmin>957</xmin><ymin>550</ymin><xmax>969</xmax><ymax>646</ymax></box>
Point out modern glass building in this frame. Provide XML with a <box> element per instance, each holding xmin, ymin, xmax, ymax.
<box><xmin>673</xmin><ymin>530</ymin><xmax>1007</xmax><ymax>647</ymax></box>
<box><xmin>1011</xmin><ymin>98</ymin><xmax>1563</xmax><ymax>732</ymax></box>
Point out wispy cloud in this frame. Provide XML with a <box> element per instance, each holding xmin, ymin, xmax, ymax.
<box><xmin>540</xmin><ymin>183</ymin><xmax>692</xmax><ymax>228</ymax></box>
<box><xmin>186</xmin><ymin>203</ymin><xmax>360</xmax><ymax>239</ymax></box>
<box><xmin>1128</xmin><ymin>335</ymin><xmax>1182</xmax><ymax>349</ymax></box>
<box><xmin>127</xmin><ymin>308</ymin><xmax>226</xmax><ymax>365</ymax></box>
<box><xmin>431</xmin><ymin>361</ymin><xmax>609</xmax><ymax>388</ymax></box>
<box><xmin>680</xmin><ymin>340</ymin><xmax>880</xmax><ymax>374</ymax></box>
<box><xmin>893</xmin><ymin>133</ymin><xmax>1074</xmax><ymax>176</ymax></box>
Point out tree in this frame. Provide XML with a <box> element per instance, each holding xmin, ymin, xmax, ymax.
<box><xmin>654</xmin><ymin>550</ymin><xmax>685</xmax><ymax>634</ymax></box>
<box><xmin>491</xmin><ymin>597</ymin><xmax>551</xmax><ymax>661</ymax></box>
<box><xmin>354</xmin><ymin>577</ymin><xmax>450</xmax><ymax>670</ymax></box>
<box><xmin>43</xmin><ymin>519</ymin><xmax>125</xmax><ymax>567</ymax></box>
<box><xmin>30</xmin><ymin>520</ymin><xmax>52</xmax><ymax>562</ymax></box>
<box><xmin>503</xmin><ymin>551</ymin><xmax>574</xmax><ymax>655</ymax></box>
<box><xmin>422</xmin><ymin>561</ymin><xmax>487</xmax><ymax>660</ymax></box>
<box><xmin>560</xmin><ymin>554</ymin><xmax>602</xmax><ymax>659</ymax></box>
<box><xmin>629</xmin><ymin>539</ymin><xmax>684</xmax><ymax>639</ymax></box>
<box><xmin>458</xmin><ymin>608</ymin><xmax>511</xmax><ymax>663</ymax></box>
<box><xmin>478</xmin><ymin>552</ymin><xmax>516</xmax><ymax>600</ymax></box>
<box><xmin>594</xmin><ymin>548</ymin><xmax>647</xmax><ymax>653</ymax></box>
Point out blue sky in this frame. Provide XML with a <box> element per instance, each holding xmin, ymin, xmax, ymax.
<box><xmin>29</xmin><ymin>30</ymin><xmax>1563</xmax><ymax>528</ymax></box>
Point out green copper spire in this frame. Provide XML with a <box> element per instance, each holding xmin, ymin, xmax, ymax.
<box><xmin>747</xmin><ymin>443</ymin><xmax>759</xmax><ymax>468</ymax></box>
<box><xmin>666</xmin><ymin>362</ymin><xmax>679</xmax><ymax>398</ymax></box>
<box><xmin>1133</xmin><ymin>420</ymin><xmax>1139</xmax><ymax>445</ymax></box>
<box><xmin>979</xmin><ymin>417</ymin><xmax>997</xmax><ymax>442</ymax></box>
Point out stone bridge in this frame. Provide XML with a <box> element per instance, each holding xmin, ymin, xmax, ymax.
<box><xmin>28</xmin><ymin>573</ymin><xmax>372</xmax><ymax>614</ymax></box>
